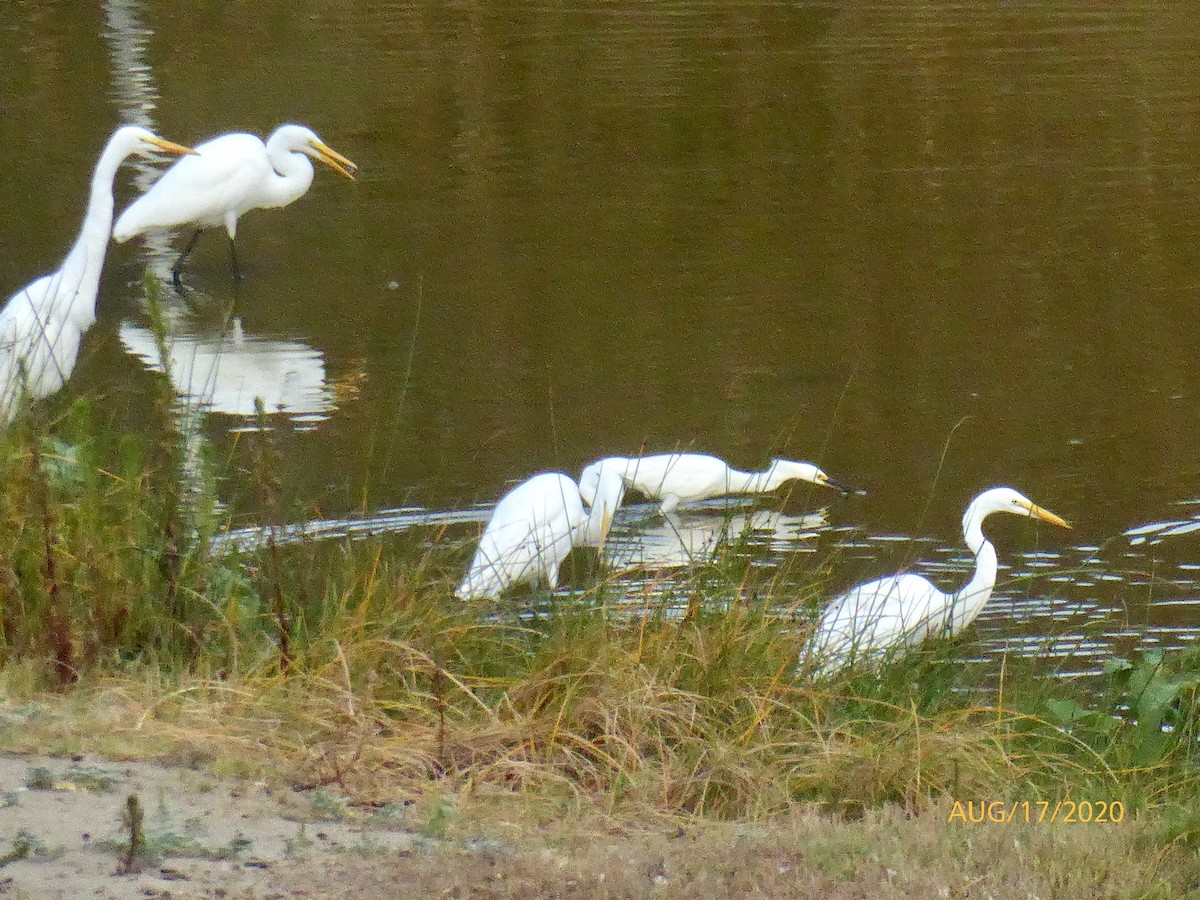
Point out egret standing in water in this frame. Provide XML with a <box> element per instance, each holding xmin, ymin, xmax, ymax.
<box><xmin>0</xmin><ymin>125</ymin><xmax>194</xmax><ymax>423</ymax></box>
<box><xmin>805</xmin><ymin>487</ymin><xmax>1071</xmax><ymax>673</ymax></box>
<box><xmin>113</xmin><ymin>124</ymin><xmax>357</xmax><ymax>288</ymax></box>
<box><xmin>456</xmin><ymin>468</ymin><xmax>626</xmax><ymax>600</ymax></box>
<box><xmin>578</xmin><ymin>453</ymin><xmax>855</xmax><ymax>515</ymax></box>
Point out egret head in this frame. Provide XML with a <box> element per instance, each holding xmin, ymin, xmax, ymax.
<box><xmin>967</xmin><ymin>487</ymin><xmax>1072</xmax><ymax>532</ymax></box>
<box><xmin>579</xmin><ymin>463</ymin><xmax>626</xmax><ymax>549</ymax></box>
<box><xmin>578</xmin><ymin>461</ymin><xmax>601</xmax><ymax>507</ymax></box>
<box><xmin>768</xmin><ymin>459</ymin><xmax>858</xmax><ymax>495</ymax></box>
<box><xmin>112</xmin><ymin>125</ymin><xmax>197</xmax><ymax>161</ymax></box>
<box><xmin>273</xmin><ymin>124</ymin><xmax>358</xmax><ymax>180</ymax></box>
<box><xmin>578</xmin><ymin>457</ymin><xmax>627</xmax><ymax>507</ymax></box>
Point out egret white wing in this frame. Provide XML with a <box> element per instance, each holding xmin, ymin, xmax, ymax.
<box><xmin>456</xmin><ymin>473</ymin><xmax>586</xmax><ymax>600</ymax></box>
<box><xmin>115</xmin><ymin>134</ymin><xmax>270</xmax><ymax>237</ymax></box>
<box><xmin>809</xmin><ymin>573</ymin><xmax>951</xmax><ymax>670</ymax></box>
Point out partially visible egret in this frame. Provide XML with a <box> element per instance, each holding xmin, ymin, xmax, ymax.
<box><xmin>456</xmin><ymin>468</ymin><xmax>626</xmax><ymax>600</ymax></box>
<box><xmin>0</xmin><ymin>125</ymin><xmax>195</xmax><ymax>423</ymax></box>
<box><xmin>113</xmin><ymin>124</ymin><xmax>357</xmax><ymax>287</ymax></box>
<box><xmin>578</xmin><ymin>453</ymin><xmax>856</xmax><ymax>515</ymax></box>
<box><xmin>805</xmin><ymin>487</ymin><xmax>1071</xmax><ymax>673</ymax></box>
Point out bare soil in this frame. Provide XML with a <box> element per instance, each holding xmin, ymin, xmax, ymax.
<box><xmin>0</xmin><ymin>750</ymin><xmax>1185</xmax><ymax>899</ymax></box>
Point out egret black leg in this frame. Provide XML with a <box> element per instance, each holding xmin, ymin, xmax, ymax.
<box><xmin>228</xmin><ymin>236</ymin><xmax>241</xmax><ymax>282</ymax></box>
<box><xmin>172</xmin><ymin>228</ymin><xmax>204</xmax><ymax>291</ymax></box>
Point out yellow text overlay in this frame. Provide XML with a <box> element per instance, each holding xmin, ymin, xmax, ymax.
<box><xmin>947</xmin><ymin>800</ymin><xmax>1125</xmax><ymax>825</ymax></box>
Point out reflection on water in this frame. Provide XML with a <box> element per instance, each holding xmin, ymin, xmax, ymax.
<box><xmin>212</xmin><ymin>504</ymin><xmax>490</xmax><ymax>555</ymax></box>
<box><xmin>103</xmin><ymin>0</ymin><xmax>177</xmax><ymax>266</ymax></box>
<box><xmin>603</xmin><ymin>502</ymin><xmax>828</xmax><ymax>571</ymax></box>
<box><xmin>119</xmin><ymin>317</ymin><xmax>333</xmax><ymax>426</ymax></box>
<box><xmin>1124</xmin><ymin>500</ymin><xmax>1200</xmax><ymax>546</ymax></box>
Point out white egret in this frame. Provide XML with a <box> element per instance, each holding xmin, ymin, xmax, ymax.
<box><xmin>805</xmin><ymin>487</ymin><xmax>1071</xmax><ymax>673</ymax></box>
<box><xmin>456</xmin><ymin>468</ymin><xmax>626</xmax><ymax>600</ymax></box>
<box><xmin>113</xmin><ymin>124</ymin><xmax>357</xmax><ymax>287</ymax></box>
<box><xmin>578</xmin><ymin>453</ymin><xmax>855</xmax><ymax>515</ymax></box>
<box><xmin>0</xmin><ymin>125</ymin><xmax>195</xmax><ymax>423</ymax></box>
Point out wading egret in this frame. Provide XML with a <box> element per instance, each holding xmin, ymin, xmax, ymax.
<box><xmin>113</xmin><ymin>124</ymin><xmax>357</xmax><ymax>287</ymax></box>
<box><xmin>578</xmin><ymin>453</ymin><xmax>855</xmax><ymax>515</ymax></box>
<box><xmin>805</xmin><ymin>487</ymin><xmax>1071</xmax><ymax>673</ymax></box>
<box><xmin>456</xmin><ymin>468</ymin><xmax>626</xmax><ymax>600</ymax></box>
<box><xmin>0</xmin><ymin>125</ymin><xmax>194</xmax><ymax>423</ymax></box>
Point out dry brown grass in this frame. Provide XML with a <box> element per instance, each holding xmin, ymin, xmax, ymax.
<box><xmin>0</xmin><ymin>634</ymin><xmax>1124</xmax><ymax>819</ymax></box>
<box><xmin>247</xmin><ymin>799</ymin><xmax>1187</xmax><ymax>899</ymax></box>
<box><xmin>1</xmin><ymin>552</ymin><xmax>1198</xmax><ymax>896</ymax></box>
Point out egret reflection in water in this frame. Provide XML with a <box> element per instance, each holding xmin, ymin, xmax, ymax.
<box><xmin>119</xmin><ymin>317</ymin><xmax>333</xmax><ymax>425</ymax></box>
<box><xmin>603</xmin><ymin>503</ymin><xmax>831</xmax><ymax>571</ymax></box>
<box><xmin>1124</xmin><ymin>501</ymin><xmax>1200</xmax><ymax>546</ymax></box>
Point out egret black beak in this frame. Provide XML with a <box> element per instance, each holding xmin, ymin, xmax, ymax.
<box><xmin>309</xmin><ymin>139</ymin><xmax>358</xmax><ymax>180</ymax></box>
<box><xmin>818</xmin><ymin>474</ymin><xmax>865</xmax><ymax>497</ymax></box>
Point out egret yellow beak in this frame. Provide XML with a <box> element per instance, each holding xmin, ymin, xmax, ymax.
<box><xmin>146</xmin><ymin>136</ymin><xmax>198</xmax><ymax>156</ymax></box>
<box><xmin>1027</xmin><ymin>502</ymin><xmax>1071</xmax><ymax>530</ymax></box>
<box><xmin>596</xmin><ymin>508</ymin><xmax>615</xmax><ymax>549</ymax></box>
<box><xmin>308</xmin><ymin>139</ymin><xmax>358</xmax><ymax>180</ymax></box>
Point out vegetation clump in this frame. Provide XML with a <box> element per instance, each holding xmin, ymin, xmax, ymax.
<box><xmin>0</xmin><ymin>398</ymin><xmax>1196</xmax><ymax>823</ymax></box>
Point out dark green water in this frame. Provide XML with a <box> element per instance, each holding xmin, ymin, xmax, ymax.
<box><xmin>4</xmin><ymin>1</ymin><xmax>1200</xmax><ymax>673</ymax></box>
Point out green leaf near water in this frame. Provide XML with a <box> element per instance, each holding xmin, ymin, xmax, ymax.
<box><xmin>1044</xmin><ymin>697</ymin><xmax>1117</xmax><ymax>734</ymax></box>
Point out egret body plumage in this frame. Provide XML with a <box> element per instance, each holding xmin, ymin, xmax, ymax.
<box><xmin>0</xmin><ymin>125</ymin><xmax>194</xmax><ymax>422</ymax></box>
<box><xmin>578</xmin><ymin>453</ymin><xmax>853</xmax><ymax>515</ymax></box>
<box><xmin>113</xmin><ymin>124</ymin><xmax>357</xmax><ymax>287</ymax></box>
<box><xmin>456</xmin><ymin>469</ymin><xmax>626</xmax><ymax>600</ymax></box>
<box><xmin>806</xmin><ymin>487</ymin><xmax>1071</xmax><ymax>673</ymax></box>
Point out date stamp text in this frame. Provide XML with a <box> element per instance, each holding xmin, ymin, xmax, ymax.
<box><xmin>948</xmin><ymin>800</ymin><xmax>1125</xmax><ymax>824</ymax></box>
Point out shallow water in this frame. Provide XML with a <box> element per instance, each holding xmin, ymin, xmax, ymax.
<box><xmin>3</xmin><ymin>1</ymin><xmax>1200</xmax><ymax>675</ymax></box>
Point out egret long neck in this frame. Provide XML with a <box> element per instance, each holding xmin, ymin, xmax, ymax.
<box><xmin>578</xmin><ymin>473</ymin><xmax>625</xmax><ymax>548</ymax></box>
<box><xmin>262</xmin><ymin>148</ymin><xmax>315</xmax><ymax>209</ymax></box>
<box><xmin>734</xmin><ymin>465</ymin><xmax>793</xmax><ymax>495</ymax></box>
<box><xmin>58</xmin><ymin>140</ymin><xmax>126</xmax><ymax>329</ymax></box>
<box><xmin>949</xmin><ymin>517</ymin><xmax>998</xmax><ymax>634</ymax></box>
<box><xmin>723</xmin><ymin>467</ymin><xmax>772</xmax><ymax>494</ymax></box>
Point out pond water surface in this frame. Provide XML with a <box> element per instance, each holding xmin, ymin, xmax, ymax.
<box><xmin>3</xmin><ymin>1</ymin><xmax>1200</xmax><ymax>676</ymax></box>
